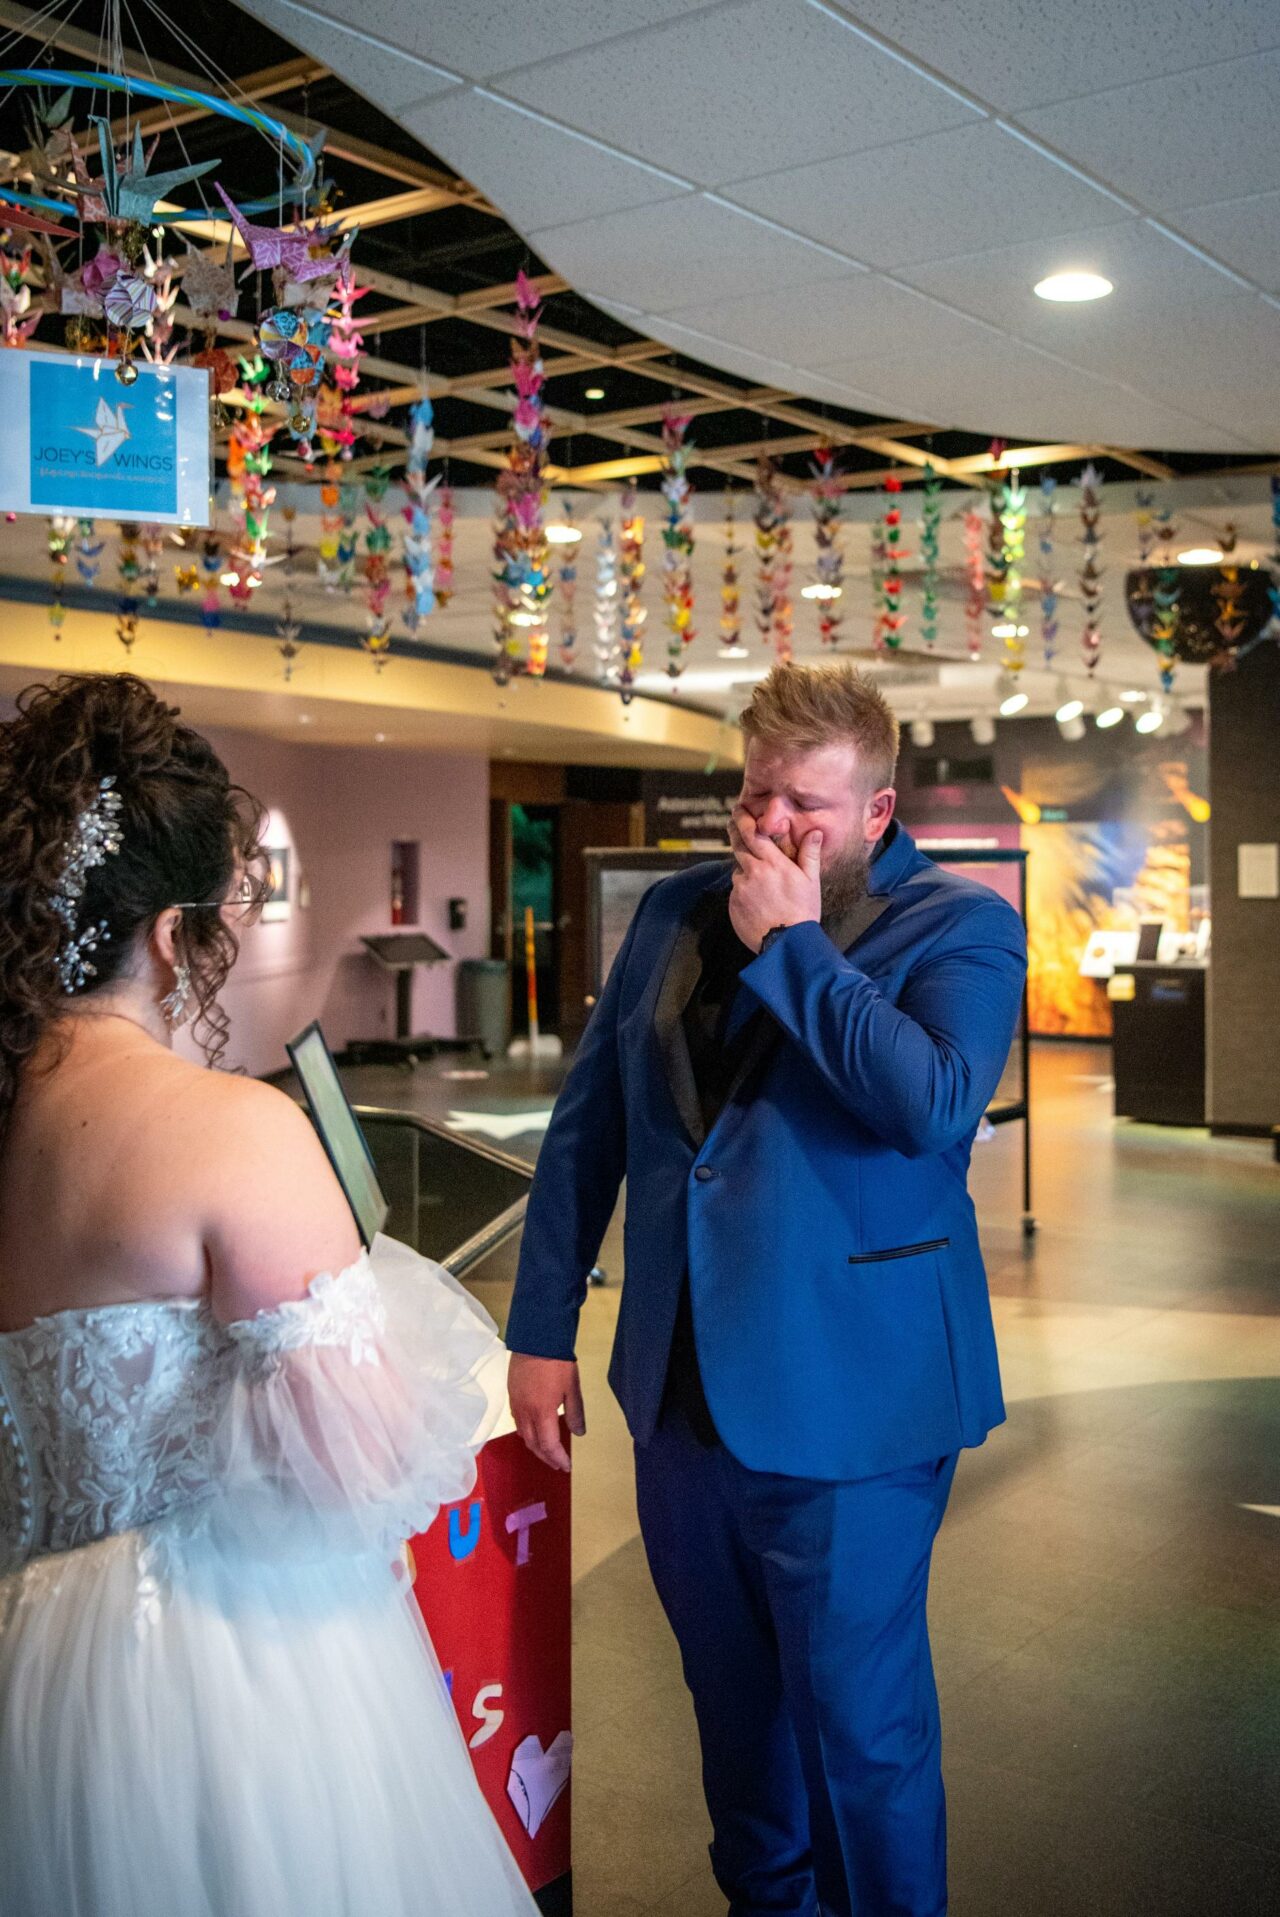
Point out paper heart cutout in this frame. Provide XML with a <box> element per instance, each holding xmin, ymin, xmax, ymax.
<box><xmin>507</xmin><ymin>1730</ymin><xmax>573</xmax><ymax>1839</ymax></box>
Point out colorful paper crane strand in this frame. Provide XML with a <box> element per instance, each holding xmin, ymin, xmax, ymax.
<box><xmin>660</xmin><ymin>408</ymin><xmax>696</xmax><ymax>680</ymax></box>
<box><xmin>1078</xmin><ymin>461</ymin><xmax>1104</xmax><ymax>673</ymax></box>
<box><xmin>811</xmin><ymin>446</ymin><xmax>845</xmax><ymax>646</ymax></box>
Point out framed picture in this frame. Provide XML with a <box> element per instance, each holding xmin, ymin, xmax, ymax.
<box><xmin>262</xmin><ymin>844</ymin><xmax>292</xmax><ymax>921</ymax></box>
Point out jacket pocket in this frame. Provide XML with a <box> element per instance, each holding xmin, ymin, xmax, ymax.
<box><xmin>848</xmin><ymin>1237</ymin><xmax>950</xmax><ymax>1265</ymax></box>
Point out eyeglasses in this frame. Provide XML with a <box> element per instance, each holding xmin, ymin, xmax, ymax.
<box><xmin>171</xmin><ymin>877</ymin><xmax>261</xmax><ymax>911</ymax></box>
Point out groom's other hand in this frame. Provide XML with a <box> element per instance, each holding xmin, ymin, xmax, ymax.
<box><xmin>510</xmin><ymin>1354</ymin><xmax>585</xmax><ymax>1473</ymax></box>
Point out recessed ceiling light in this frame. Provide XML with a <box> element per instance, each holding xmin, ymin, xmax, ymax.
<box><xmin>220</xmin><ymin>570</ymin><xmax>240</xmax><ymax>587</ymax></box>
<box><xmin>1120</xmin><ymin>689</ymin><xmax>1146</xmax><ymax>704</ymax></box>
<box><xmin>991</xmin><ymin>621</ymin><xmax>1030</xmax><ymax>639</ymax></box>
<box><xmin>999</xmin><ymin>691</ymin><xmax>1030</xmax><ymax>717</ymax></box>
<box><xmin>1096</xmin><ymin>705</ymin><xmax>1126</xmax><ymax>728</ymax></box>
<box><xmin>546</xmin><ymin>523</ymin><xmax>582</xmax><ymax>546</ymax></box>
<box><xmin>1034</xmin><ymin>270</ymin><xmax>1113</xmax><ymax>303</ymax></box>
<box><xmin>584</xmin><ymin>386</ymin><xmax>605</xmax><ymax>401</ymax></box>
<box><xmin>717</xmin><ymin>645</ymin><xmax>750</xmax><ymax>659</ymax></box>
<box><xmin>1135</xmin><ymin>707</ymin><xmax>1165</xmax><ymax>734</ymax></box>
<box><xmin>1056</xmin><ymin>697</ymin><xmax>1085</xmax><ymax>723</ymax></box>
<box><xmin>1177</xmin><ymin>546</ymin><xmax>1225</xmax><ymax>565</ymax></box>
<box><xmin>509</xmin><ymin>609</ymin><xmax>543</xmax><ymax>627</ymax></box>
<box><xmin>801</xmin><ymin>582</ymin><xmax>842</xmax><ymax>601</ymax></box>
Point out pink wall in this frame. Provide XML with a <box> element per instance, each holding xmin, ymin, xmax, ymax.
<box><xmin>178</xmin><ymin>727</ymin><xmax>490</xmax><ymax>1077</ymax></box>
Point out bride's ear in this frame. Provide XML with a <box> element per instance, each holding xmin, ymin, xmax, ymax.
<box><xmin>149</xmin><ymin>907</ymin><xmax>185</xmax><ymax>974</ymax></box>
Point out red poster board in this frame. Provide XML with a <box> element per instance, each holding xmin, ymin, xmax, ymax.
<box><xmin>411</xmin><ymin>1429</ymin><xmax>572</xmax><ymax>1895</ymax></box>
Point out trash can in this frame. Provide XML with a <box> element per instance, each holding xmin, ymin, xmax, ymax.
<box><xmin>457</xmin><ymin>957</ymin><xmax>511</xmax><ymax>1059</ymax></box>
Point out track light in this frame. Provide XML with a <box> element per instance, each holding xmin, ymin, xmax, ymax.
<box><xmin>1096</xmin><ymin>704</ymin><xmax>1126</xmax><ymax>729</ymax></box>
<box><xmin>910</xmin><ymin>718</ymin><xmax>935</xmax><ymax>749</ymax></box>
<box><xmin>1135</xmin><ymin>705</ymin><xmax>1165</xmax><ymax>734</ymax></box>
<box><xmin>970</xmin><ymin>714</ymin><xmax>997</xmax><ymax>745</ymax></box>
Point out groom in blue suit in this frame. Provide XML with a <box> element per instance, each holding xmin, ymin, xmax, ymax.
<box><xmin>508</xmin><ymin>663</ymin><xmax>1026</xmax><ymax>1916</ymax></box>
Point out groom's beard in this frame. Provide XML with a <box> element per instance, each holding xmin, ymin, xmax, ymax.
<box><xmin>819</xmin><ymin>839</ymin><xmax>872</xmax><ymax>930</ymax></box>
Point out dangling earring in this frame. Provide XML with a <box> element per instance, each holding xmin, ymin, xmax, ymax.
<box><xmin>161</xmin><ymin>961</ymin><xmax>192</xmax><ymax>1029</ymax></box>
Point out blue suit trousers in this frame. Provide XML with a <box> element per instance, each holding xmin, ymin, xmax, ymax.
<box><xmin>635</xmin><ymin>1412</ymin><xmax>958</xmax><ymax>1917</ymax></box>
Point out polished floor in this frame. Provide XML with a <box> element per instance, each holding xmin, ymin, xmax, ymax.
<box><xmin>337</xmin><ymin>1043</ymin><xmax>1280</xmax><ymax>1916</ymax></box>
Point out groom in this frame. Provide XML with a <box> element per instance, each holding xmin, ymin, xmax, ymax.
<box><xmin>507</xmin><ymin>662</ymin><xmax>1027</xmax><ymax>1917</ymax></box>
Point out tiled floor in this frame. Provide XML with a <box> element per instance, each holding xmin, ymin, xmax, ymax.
<box><xmin>339</xmin><ymin>1043</ymin><xmax>1280</xmax><ymax>1915</ymax></box>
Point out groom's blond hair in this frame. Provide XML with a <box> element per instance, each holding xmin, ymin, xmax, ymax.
<box><xmin>739</xmin><ymin>663</ymin><xmax>899</xmax><ymax>793</ymax></box>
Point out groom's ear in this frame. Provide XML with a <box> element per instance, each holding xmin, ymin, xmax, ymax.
<box><xmin>863</xmin><ymin>786</ymin><xmax>896</xmax><ymax>844</ymax></box>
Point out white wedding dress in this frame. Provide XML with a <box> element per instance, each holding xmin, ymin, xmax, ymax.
<box><xmin>0</xmin><ymin>1234</ymin><xmax>540</xmax><ymax>1917</ymax></box>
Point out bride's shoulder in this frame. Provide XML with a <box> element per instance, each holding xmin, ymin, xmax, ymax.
<box><xmin>195</xmin><ymin>1075</ymin><xmax>363</xmax><ymax>1325</ymax></box>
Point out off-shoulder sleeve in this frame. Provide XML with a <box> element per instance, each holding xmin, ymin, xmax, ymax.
<box><xmin>205</xmin><ymin>1234</ymin><xmax>509</xmax><ymax>1561</ymax></box>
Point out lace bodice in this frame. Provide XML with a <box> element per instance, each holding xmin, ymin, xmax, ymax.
<box><xmin>0</xmin><ymin>1239</ymin><xmax>506</xmax><ymax>1597</ymax></box>
<box><xmin>0</xmin><ymin>1258</ymin><xmax>390</xmax><ymax>1574</ymax></box>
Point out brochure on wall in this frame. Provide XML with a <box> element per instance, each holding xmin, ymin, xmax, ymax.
<box><xmin>0</xmin><ymin>347</ymin><xmax>211</xmax><ymax>526</ymax></box>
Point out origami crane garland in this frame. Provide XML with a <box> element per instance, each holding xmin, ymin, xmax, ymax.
<box><xmin>557</xmin><ymin>506</ymin><xmax>578</xmax><ymax>671</ymax></box>
<box><xmin>660</xmin><ymin>409</ymin><xmax>696</xmax><ymax>681</ymax></box>
<box><xmin>918</xmin><ymin>461</ymin><xmax>940</xmax><ymax>650</ymax></box>
<box><xmin>755</xmin><ymin>457</ymin><xmax>793</xmax><ymax>663</ymax></box>
<box><xmin>999</xmin><ymin>469</ymin><xmax>1028</xmax><ymax>676</ymax></box>
<box><xmin>875</xmin><ymin>473</ymin><xmax>908</xmax><ymax>652</ymax></box>
<box><xmin>401</xmin><ymin>395</ymin><xmax>439</xmax><ymax>633</ymax></box>
<box><xmin>47</xmin><ymin>514</ymin><xmax>73</xmax><ymax>632</ymax></box>
<box><xmin>963</xmin><ymin>508</ymin><xmax>985</xmax><ymax>661</ymax></box>
<box><xmin>492</xmin><ymin>271</ymin><xmax>550</xmax><ymax>683</ymax></box>
<box><xmin>1038</xmin><ymin>476</ymin><xmax>1059</xmax><ymax>670</ymax></box>
<box><xmin>1078</xmin><ymin>462</ymin><xmax>1104</xmax><ymax>673</ymax></box>
<box><xmin>594</xmin><ymin>518</ymin><xmax>620</xmax><ymax>681</ymax></box>
<box><xmin>618</xmin><ymin>483</ymin><xmax>646</xmax><ymax>704</ymax></box>
<box><xmin>811</xmin><ymin>446</ymin><xmax>845</xmax><ymax>647</ymax></box>
<box><xmin>720</xmin><ymin>492</ymin><xmax>742</xmax><ymax>651</ymax></box>
<box><xmin>435</xmin><ymin>484</ymin><xmax>455</xmax><ymax>608</ymax></box>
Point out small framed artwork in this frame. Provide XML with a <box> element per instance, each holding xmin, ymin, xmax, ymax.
<box><xmin>262</xmin><ymin>844</ymin><xmax>292</xmax><ymax>921</ymax></box>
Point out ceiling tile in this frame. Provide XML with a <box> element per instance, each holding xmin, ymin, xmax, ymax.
<box><xmin>831</xmin><ymin>1</ymin><xmax>1280</xmax><ymax>113</ymax></box>
<box><xmin>1173</xmin><ymin>191</ymin><xmax>1280</xmax><ymax>294</ymax></box>
<box><xmin>245</xmin><ymin>0</ymin><xmax>460</xmax><ymax>110</ymax></box>
<box><xmin>496</xmin><ymin>0</ymin><xmax>978</xmax><ymax>189</ymax></box>
<box><xmin>660</xmin><ymin>275</ymin><xmax>943</xmax><ymax>364</ymax></box>
<box><xmin>896</xmin><ymin>220</ymin><xmax>1235</xmax><ymax>340</ymax></box>
<box><xmin>1019</xmin><ymin>51</ymin><xmax>1280</xmax><ymax>214</ymax></box>
<box><xmin>256</xmin><ymin>0</ymin><xmax>706</xmax><ymax>81</ymax></box>
<box><xmin>528</xmin><ymin>194</ymin><xmax>857</xmax><ymax>315</ymax></box>
<box><xmin>403</xmin><ymin>90</ymin><xmax>691</xmax><ymax>230</ymax></box>
<box><xmin>817</xmin><ymin>321</ymin><xmax>1249</xmax><ymax>449</ymax></box>
<box><xmin>723</xmin><ymin>121</ymin><xmax>1128</xmax><ymax>268</ymax></box>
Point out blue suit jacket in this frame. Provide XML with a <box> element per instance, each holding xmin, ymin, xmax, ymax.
<box><xmin>506</xmin><ymin>822</ymin><xmax>1028</xmax><ymax>1481</ymax></box>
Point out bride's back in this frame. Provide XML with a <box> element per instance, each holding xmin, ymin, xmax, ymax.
<box><xmin>0</xmin><ymin>1020</ymin><xmax>218</xmax><ymax>1330</ymax></box>
<box><xmin>0</xmin><ymin>672</ymin><xmax>358</xmax><ymax>1337</ymax></box>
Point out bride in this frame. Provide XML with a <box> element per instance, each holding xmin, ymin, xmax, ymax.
<box><xmin>0</xmin><ymin>673</ymin><xmax>539</xmax><ymax>1916</ymax></box>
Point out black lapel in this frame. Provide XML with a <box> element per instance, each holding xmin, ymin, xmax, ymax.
<box><xmin>709</xmin><ymin>891</ymin><xmax>893</xmax><ymax>1134</ymax></box>
<box><xmin>653</xmin><ymin>882</ymin><xmax>727</xmax><ymax>1149</ymax></box>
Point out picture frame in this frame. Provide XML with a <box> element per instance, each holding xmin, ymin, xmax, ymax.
<box><xmin>262</xmin><ymin>844</ymin><xmax>292</xmax><ymax>921</ymax></box>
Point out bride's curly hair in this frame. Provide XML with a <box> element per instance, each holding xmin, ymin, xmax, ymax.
<box><xmin>0</xmin><ymin>673</ymin><xmax>268</xmax><ymax>1132</ymax></box>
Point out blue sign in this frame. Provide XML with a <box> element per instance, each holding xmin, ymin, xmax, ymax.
<box><xmin>31</xmin><ymin>358</ymin><xmax>178</xmax><ymax>514</ymax></box>
<box><xmin>0</xmin><ymin>349</ymin><xmax>210</xmax><ymax>526</ymax></box>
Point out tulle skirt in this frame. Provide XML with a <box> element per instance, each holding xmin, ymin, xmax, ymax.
<box><xmin>0</xmin><ymin>1528</ymin><xmax>540</xmax><ymax>1917</ymax></box>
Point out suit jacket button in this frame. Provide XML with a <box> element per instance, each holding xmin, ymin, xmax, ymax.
<box><xmin>694</xmin><ymin>1166</ymin><xmax>715</xmax><ymax>1182</ymax></box>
